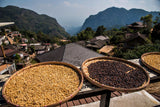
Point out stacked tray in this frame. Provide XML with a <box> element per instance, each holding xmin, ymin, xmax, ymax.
<box><xmin>2</xmin><ymin>61</ymin><xmax>83</xmax><ymax>107</ymax></box>
<box><xmin>81</xmin><ymin>57</ymin><xmax>150</xmax><ymax>92</ymax></box>
<box><xmin>141</xmin><ymin>52</ymin><xmax>160</xmax><ymax>74</ymax></box>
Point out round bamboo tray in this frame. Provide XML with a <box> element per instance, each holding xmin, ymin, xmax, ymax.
<box><xmin>2</xmin><ymin>61</ymin><xmax>83</xmax><ymax>107</ymax></box>
<box><xmin>141</xmin><ymin>52</ymin><xmax>160</xmax><ymax>74</ymax></box>
<box><xmin>81</xmin><ymin>57</ymin><xmax>150</xmax><ymax>92</ymax></box>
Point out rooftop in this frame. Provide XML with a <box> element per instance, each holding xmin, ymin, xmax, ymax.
<box><xmin>124</xmin><ymin>32</ymin><xmax>147</xmax><ymax>42</ymax></box>
<box><xmin>127</xmin><ymin>22</ymin><xmax>145</xmax><ymax>28</ymax></box>
<box><xmin>90</xmin><ymin>35</ymin><xmax>109</xmax><ymax>42</ymax></box>
<box><xmin>99</xmin><ymin>45</ymin><xmax>115</xmax><ymax>54</ymax></box>
<box><xmin>0</xmin><ymin>64</ymin><xmax>11</xmax><ymax>72</ymax></box>
<box><xmin>0</xmin><ymin>48</ymin><xmax>19</xmax><ymax>57</ymax></box>
<box><xmin>37</xmin><ymin>43</ymin><xmax>103</xmax><ymax>66</ymax></box>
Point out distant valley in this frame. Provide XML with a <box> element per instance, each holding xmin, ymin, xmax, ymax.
<box><xmin>66</xmin><ymin>26</ymin><xmax>81</xmax><ymax>36</ymax></box>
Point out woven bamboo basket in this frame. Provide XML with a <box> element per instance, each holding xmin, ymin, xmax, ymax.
<box><xmin>81</xmin><ymin>57</ymin><xmax>150</xmax><ymax>92</ymax></box>
<box><xmin>2</xmin><ymin>61</ymin><xmax>83</xmax><ymax>107</ymax></box>
<box><xmin>141</xmin><ymin>52</ymin><xmax>160</xmax><ymax>74</ymax></box>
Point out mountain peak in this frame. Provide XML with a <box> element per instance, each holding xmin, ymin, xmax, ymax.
<box><xmin>0</xmin><ymin>5</ymin><xmax>70</xmax><ymax>38</ymax></box>
<box><xmin>81</xmin><ymin>7</ymin><xmax>159</xmax><ymax>31</ymax></box>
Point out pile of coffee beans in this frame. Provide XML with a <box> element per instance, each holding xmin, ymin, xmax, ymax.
<box><xmin>88</xmin><ymin>61</ymin><xmax>146</xmax><ymax>88</ymax></box>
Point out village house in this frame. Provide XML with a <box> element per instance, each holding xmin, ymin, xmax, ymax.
<box><xmin>17</xmin><ymin>51</ymin><xmax>30</xmax><ymax>62</ymax></box>
<box><xmin>29</xmin><ymin>43</ymin><xmax>41</xmax><ymax>46</ymax></box>
<box><xmin>127</xmin><ymin>22</ymin><xmax>147</xmax><ymax>33</ymax></box>
<box><xmin>53</xmin><ymin>43</ymin><xmax>60</xmax><ymax>49</ymax></box>
<box><xmin>6</xmin><ymin>35</ymin><xmax>14</xmax><ymax>45</ymax></box>
<box><xmin>18</xmin><ymin>44</ymin><xmax>28</xmax><ymax>51</ymax></box>
<box><xmin>99</xmin><ymin>45</ymin><xmax>115</xmax><ymax>56</ymax></box>
<box><xmin>4</xmin><ymin>29</ymin><xmax>11</xmax><ymax>33</ymax></box>
<box><xmin>34</xmin><ymin>44</ymin><xmax>51</xmax><ymax>55</ymax></box>
<box><xmin>86</xmin><ymin>39</ymin><xmax>106</xmax><ymax>50</ymax></box>
<box><xmin>86</xmin><ymin>35</ymin><xmax>110</xmax><ymax>50</ymax></box>
<box><xmin>90</xmin><ymin>35</ymin><xmax>110</xmax><ymax>42</ymax></box>
<box><xmin>0</xmin><ymin>22</ymin><xmax>17</xmax><ymax>74</ymax></box>
<box><xmin>123</xmin><ymin>32</ymin><xmax>147</xmax><ymax>48</ymax></box>
<box><xmin>34</xmin><ymin>45</ymin><xmax>46</xmax><ymax>55</ymax></box>
<box><xmin>127</xmin><ymin>22</ymin><xmax>146</xmax><ymax>29</ymax></box>
<box><xmin>7</xmin><ymin>31</ymin><xmax>22</xmax><ymax>39</ymax></box>
<box><xmin>0</xmin><ymin>35</ymin><xmax>14</xmax><ymax>45</ymax></box>
<box><xmin>43</xmin><ymin>43</ymin><xmax>52</xmax><ymax>50</ymax></box>
<box><xmin>0</xmin><ymin>45</ymin><xmax>19</xmax><ymax>62</ymax></box>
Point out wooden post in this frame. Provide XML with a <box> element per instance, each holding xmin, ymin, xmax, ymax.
<box><xmin>100</xmin><ymin>90</ymin><xmax>111</xmax><ymax>107</ymax></box>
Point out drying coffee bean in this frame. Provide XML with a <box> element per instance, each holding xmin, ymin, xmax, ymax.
<box><xmin>87</xmin><ymin>61</ymin><xmax>147</xmax><ymax>89</ymax></box>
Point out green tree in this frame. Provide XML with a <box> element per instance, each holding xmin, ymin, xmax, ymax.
<box><xmin>30</xmin><ymin>46</ymin><xmax>35</xmax><ymax>53</ymax></box>
<box><xmin>77</xmin><ymin>27</ymin><xmax>95</xmax><ymax>41</ymax></box>
<box><xmin>140</xmin><ymin>14</ymin><xmax>153</xmax><ymax>33</ymax></box>
<box><xmin>70</xmin><ymin>36</ymin><xmax>78</xmax><ymax>42</ymax></box>
<box><xmin>14</xmin><ymin>53</ymin><xmax>21</xmax><ymax>63</ymax></box>
<box><xmin>95</xmin><ymin>25</ymin><xmax>106</xmax><ymax>36</ymax></box>
<box><xmin>110</xmin><ymin>35</ymin><xmax>125</xmax><ymax>44</ymax></box>
<box><xmin>153</xmin><ymin>13</ymin><xmax>160</xmax><ymax>25</ymax></box>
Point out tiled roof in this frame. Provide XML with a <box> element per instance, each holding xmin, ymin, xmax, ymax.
<box><xmin>62</xmin><ymin>43</ymin><xmax>103</xmax><ymax>66</ymax></box>
<box><xmin>0</xmin><ymin>64</ymin><xmax>11</xmax><ymax>72</ymax></box>
<box><xmin>99</xmin><ymin>45</ymin><xmax>115</xmax><ymax>54</ymax></box>
<box><xmin>34</xmin><ymin>45</ymin><xmax>46</xmax><ymax>51</ymax></box>
<box><xmin>37</xmin><ymin>43</ymin><xmax>103</xmax><ymax>66</ymax></box>
<box><xmin>0</xmin><ymin>48</ymin><xmax>19</xmax><ymax>57</ymax></box>
<box><xmin>86</xmin><ymin>40</ymin><xmax>106</xmax><ymax>49</ymax></box>
<box><xmin>19</xmin><ymin>52</ymin><xmax>29</xmax><ymax>57</ymax></box>
<box><xmin>128</xmin><ymin>22</ymin><xmax>145</xmax><ymax>28</ymax></box>
<box><xmin>36</xmin><ymin>45</ymin><xmax>65</xmax><ymax>62</ymax></box>
<box><xmin>124</xmin><ymin>32</ymin><xmax>147</xmax><ymax>42</ymax></box>
<box><xmin>95</xmin><ymin>35</ymin><xmax>109</xmax><ymax>40</ymax></box>
<box><xmin>90</xmin><ymin>35</ymin><xmax>109</xmax><ymax>42</ymax></box>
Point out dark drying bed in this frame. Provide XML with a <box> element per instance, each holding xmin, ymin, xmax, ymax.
<box><xmin>82</xmin><ymin>57</ymin><xmax>150</xmax><ymax>92</ymax></box>
<box><xmin>88</xmin><ymin>60</ymin><xmax>146</xmax><ymax>89</ymax></box>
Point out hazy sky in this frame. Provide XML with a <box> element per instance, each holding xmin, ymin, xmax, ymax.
<box><xmin>0</xmin><ymin>0</ymin><xmax>160</xmax><ymax>29</ymax></box>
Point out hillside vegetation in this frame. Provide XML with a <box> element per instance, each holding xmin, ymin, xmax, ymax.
<box><xmin>0</xmin><ymin>6</ymin><xmax>70</xmax><ymax>38</ymax></box>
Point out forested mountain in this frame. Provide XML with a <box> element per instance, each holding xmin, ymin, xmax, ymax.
<box><xmin>81</xmin><ymin>7</ymin><xmax>159</xmax><ymax>31</ymax></box>
<box><xmin>0</xmin><ymin>6</ymin><xmax>70</xmax><ymax>38</ymax></box>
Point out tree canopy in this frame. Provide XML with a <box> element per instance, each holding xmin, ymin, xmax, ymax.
<box><xmin>140</xmin><ymin>14</ymin><xmax>153</xmax><ymax>33</ymax></box>
<box><xmin>76</xmin><ymin>27</ymin><xmax>95</xmax><ymax>41</ymax></box>
<box><xmin>95</xmin><ymin>25</ymin><xmax>106</xmax><ymax>36</ymax></box>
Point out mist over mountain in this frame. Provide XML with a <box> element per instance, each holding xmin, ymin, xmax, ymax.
<box><xmin>66</xmin><ymin>26</ymin><xmax>81</xmax><ymax>36</ymax></box>
<box><xmin>81</xmin><ymin>7</ymin><xmax>159</xmax><ymax>31</ymax></box>
<box><xmin>0</xmin><ymin>6</ymin><xmax>70</xmax><ymax>38</ymax></box>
